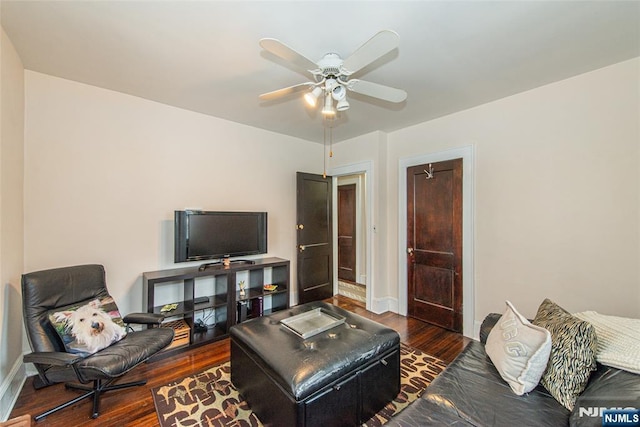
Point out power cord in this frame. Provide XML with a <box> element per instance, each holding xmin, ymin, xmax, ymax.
<box><xmin>194</xmin><ymin>308</ymin><xmax>217</xmax><ymax>332</ymax></box>
<box><xmin>194</xmin><ymin>319</ymin><xmax>208</xmax><ymax>332</ymax></box>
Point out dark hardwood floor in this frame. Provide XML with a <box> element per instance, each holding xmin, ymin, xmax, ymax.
<box><xmin>9</xmin><ymin>295</ymin><xmax>470</xmax><ymax>426</ymax></box>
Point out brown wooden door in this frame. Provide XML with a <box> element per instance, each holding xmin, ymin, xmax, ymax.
<box><xmin>338</xmin><ymin>184</ymin><xmax>356</xmax><ymax>282</ymax></box>
<box><xmin>407</xmin><ymin>159</ymin><xmax>463</xmax><ymax>332</ymax></box>
<box><xmin>296</xmin><ymin>172</ymin><xmax>333</xmax><ymax>304</ymax></box>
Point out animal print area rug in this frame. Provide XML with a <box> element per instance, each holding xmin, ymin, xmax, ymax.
<box><xmin>152</xmin><ymin>343</ymin><xmax>446</xmax><ymax>427</ymax></box>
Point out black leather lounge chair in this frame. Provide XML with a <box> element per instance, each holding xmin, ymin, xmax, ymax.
<box><xmin>21</xmin><ymin>264</ymin><xmax>174</xmax><ymax>421</ymax></box>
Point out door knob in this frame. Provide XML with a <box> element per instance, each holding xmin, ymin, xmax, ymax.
<box><xmin>407</xmin><ymin>247</ymin><xmax>414</xmax><ymax>256</ymax></box>
<box><xmin>298</xmin><ymin>245</ymin><xmax>306</xmax><ymax>252</ymax></box>
<box><xmin>296</xmin><ymin>224</ymin><xmax>304</xmax><ymax>230</ymax></box>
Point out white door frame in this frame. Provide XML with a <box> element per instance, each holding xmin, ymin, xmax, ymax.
<box><xmin>329</xmin><ymin>160</ymin><xmax>373</xmax><ymax>311</ymax></box>
<box><xmin>398</xmin><ymin>146</ymin><xmax>475</xmax><ymax>338</ymax></box>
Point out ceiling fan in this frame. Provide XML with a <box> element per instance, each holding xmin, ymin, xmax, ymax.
<box><xmin>259</xmin><ymin>30</ymin><xmax>407</xmax><ymax>118</ymax></box>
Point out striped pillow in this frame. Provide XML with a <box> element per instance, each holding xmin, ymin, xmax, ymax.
<box><xmin>532</xmin><ymin>299</ymin><xmax>598</xmax><ymax>411</ymax></box>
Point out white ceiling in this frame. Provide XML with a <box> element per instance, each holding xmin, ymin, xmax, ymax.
<box><xmin>2</xmin><ymin>1</ymin><xmax>639</xmax><ymax>144</ymax></box>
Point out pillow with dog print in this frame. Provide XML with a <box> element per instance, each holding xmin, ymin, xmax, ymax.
<box><xmin>48</xmin><ymin>296</ymin><xmax>127</xmax><ymax>357</ymax></box>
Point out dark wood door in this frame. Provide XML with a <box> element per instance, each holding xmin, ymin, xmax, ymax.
<box><xmin>338</xmin><ymin>184</ymin><xmax>356</xmax><ymax>282</ymax></box>
<box><xmin>407</xmin><ymin>159</ymin><xmax>463</xmax><ymax>332</ymax></box>
<box><xmin>296</xmin><ymin>172</ymin><xmax>333</xmax><ymax>304</ymax></box>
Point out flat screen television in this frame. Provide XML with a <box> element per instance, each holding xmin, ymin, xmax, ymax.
<box><xmin>174</xmin><ymin>210</ymin><xmax>267</xmax><ymax>263</ymax></box>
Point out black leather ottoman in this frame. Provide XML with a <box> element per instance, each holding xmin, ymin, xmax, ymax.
<box><xmin>230</xmin><ymin>301</ymin><xmax>400</xmax><ymax>427</ymax></box>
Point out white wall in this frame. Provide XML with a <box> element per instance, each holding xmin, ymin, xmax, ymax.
<box><xmin>0</xmin><ymin>27</ymin><xmax>25</xmax><ymax>420</ymax></box>
<box><xmin>385</xmin><ymin>58</ymin><xmax>640</xmax><ymax>321</ymax></box>
<box><xmin>24</xmin><ymin>71</ymin><xmax>323</xmax><ymax>315</ymax></box>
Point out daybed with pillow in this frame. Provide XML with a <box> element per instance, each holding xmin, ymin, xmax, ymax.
<box><xmin>386</xmin><ymin>299</ymin><xmax>640</xmax><ymax>426</ymax></box>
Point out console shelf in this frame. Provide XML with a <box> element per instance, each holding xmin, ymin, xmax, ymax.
<box><xmin>143</xmin><ymin>257</ymin><xmax>290</xmax><ymax>356</ymax></box>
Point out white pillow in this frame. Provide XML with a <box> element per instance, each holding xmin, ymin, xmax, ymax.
<box><xmin>486</xmin><ymin>300</ymin><xmax>552</xmax><ymax>395</ymax></box>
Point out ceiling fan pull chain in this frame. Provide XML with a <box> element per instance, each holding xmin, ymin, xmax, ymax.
<box><xmin>323</xmin><ymin>126</ymin><xmax>327</xmax><ymax>179</ymax></box>
<box><xmin>330</xmin><ymin>126</ymin><xmax>333</xmax><ymax>158</ymax></box>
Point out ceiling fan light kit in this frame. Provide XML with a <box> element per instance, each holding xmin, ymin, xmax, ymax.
<box><xmin>259</xmin><ymin>29</ymin><xmax>407</xmax><ymax>119</ymax></box>
<box><xmin>330</xmin><ymin>82</ymin><xmax>347</xmax><ymax>101</ymax></box>
<box><xmin>336</xmin><ymin>98</ymin><xmax>350</xmax><ymax>112</ymax></box>
<box><xmin>322</xmin><ymin>93</ymin><xmax>337</xmax><ymax>117</ymax></box>
<box><xmin>304</xmin><ymin>86</ymin><xmax>323</xmax><ymax>107</ymax></box>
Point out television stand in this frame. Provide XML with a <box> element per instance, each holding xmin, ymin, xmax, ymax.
<box><xmin>143</xmin><ymin>257</ymin><xmax>290</xmax><ymax>357</ymax></box>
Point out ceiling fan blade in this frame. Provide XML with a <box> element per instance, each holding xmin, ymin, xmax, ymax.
<box><xmin>342</xmin><ymin>30</ymin><xmax>400</xmax><ymax>75</ymax></box>
<box><xmin>259</xmin><ymin>82</ymin><xmax>314</xmax><ymax>101</ymax></box>
<box><xmin>260</xmin><ymin>38</ymin><xmax>319</xmax><ymax>72</ymax></box>
<box><xmin>348</xmin><ymin>79</ymin><xmax>407</xmax><ymax>103</ymax></box>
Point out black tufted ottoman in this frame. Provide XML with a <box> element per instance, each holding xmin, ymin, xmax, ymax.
<box><xmin>230</xmin><ymin>301</ymin><xmax>400</xmax><ymax>426</ymax></box>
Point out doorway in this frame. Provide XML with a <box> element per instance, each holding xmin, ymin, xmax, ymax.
<box><xmin>337</xmin><ymin>176</ymin><xmax>366</xmax><ymax>303</ymax></box>
<box><xmin>296</xmin><ymin>172</ymin><xmax>333</xmax><ymax>304</ymax></box>
<box><xmin>329</xmin><ymin>161</ymin><xmax>373</xmax><ymax>310</ymax></box>
<box><xmin>407</xmin><ymin>159</ymin><xmax>463</xmax><ymax>332</ymax></box>
<box><xmin>398</xmin><ymin>146</ymin><xmax>475</xmax><ymax>338</ymax></box>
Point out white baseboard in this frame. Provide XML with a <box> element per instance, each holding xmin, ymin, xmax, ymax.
<box><xmin>0</xmin><ymin>357</ymin><xmax>27</xmax><ymax>422</ymax></box>
<box><xmin>372</xmin><ymin>299</ymin><xmax>480</xmax><ymax>341</ymax></box>
<box><xmin>370</xmin><ymin>297</ymin><xmax>398</xmax><ymax>314</ymax></box>
<box><xmin>473</xmin><ymin>320</ymin><xmax>482</xmax><ymax>341</ymax></box>
<box><xmin>25</xmin><ymin>362</ymin><xmax>37</xmax><ymax>377</ymax></box>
